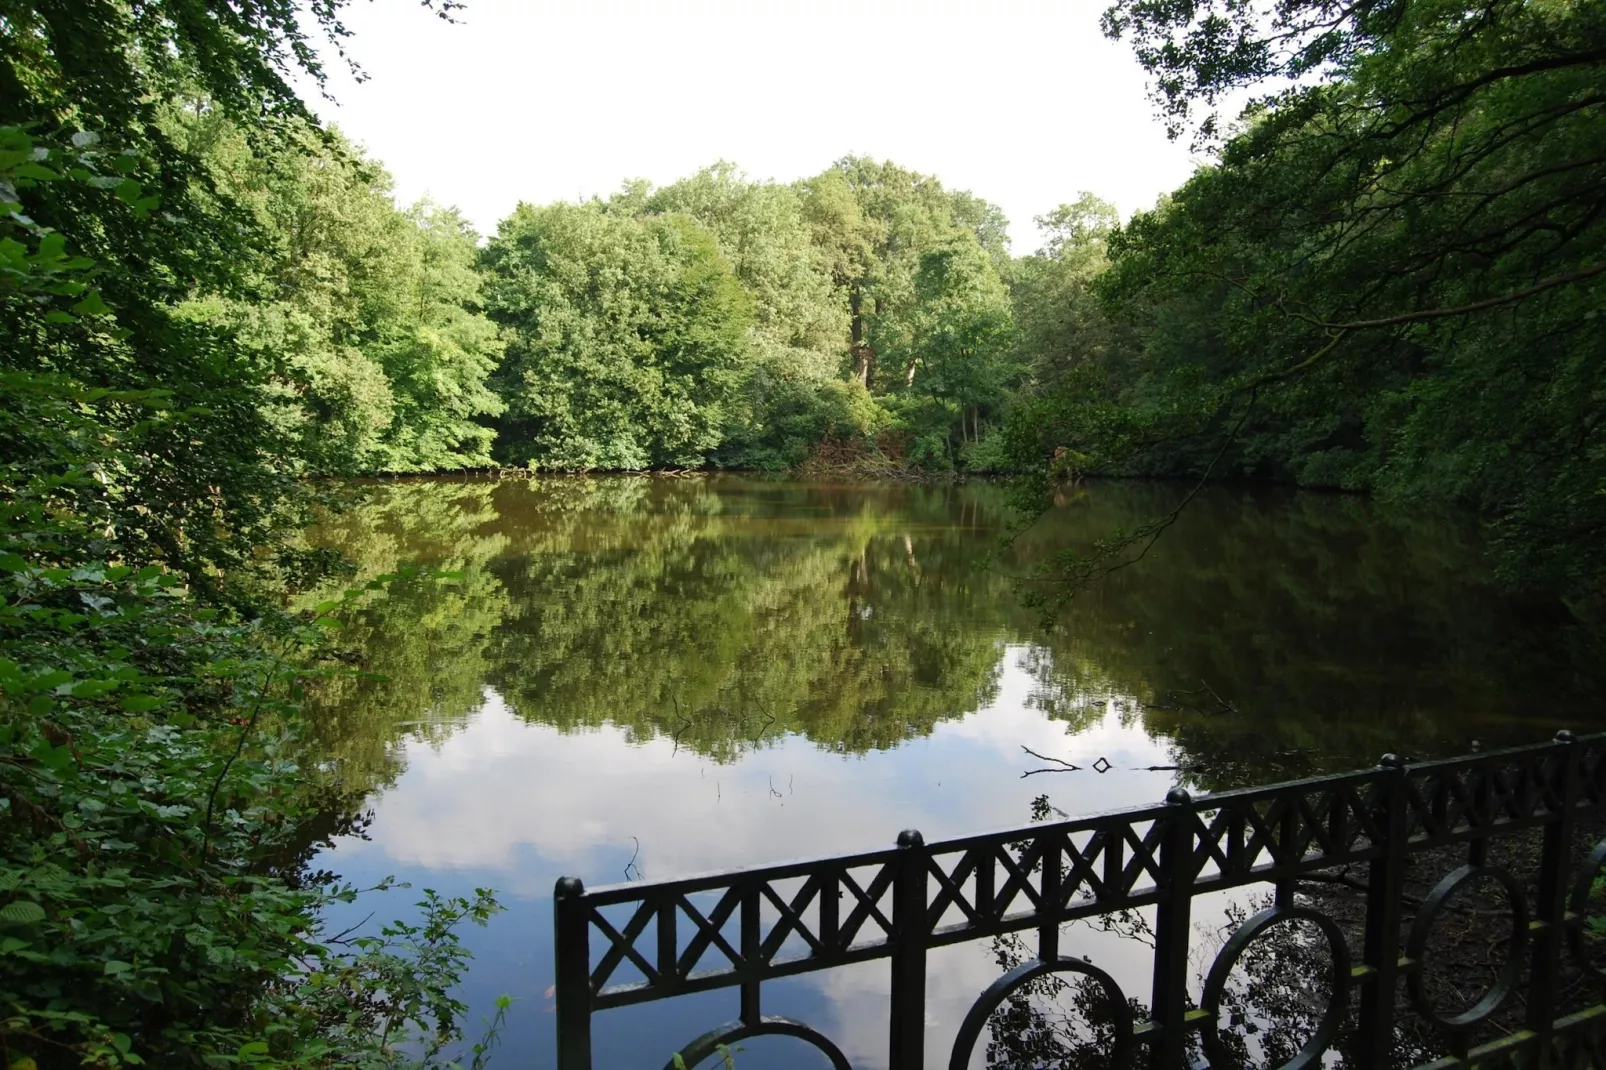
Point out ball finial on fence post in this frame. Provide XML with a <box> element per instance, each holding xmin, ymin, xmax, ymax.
<box><xmin>890</xmin><ymin>828</ymin><xmax>927</xmax><ymax>1068</ymax></box>
<box><xmin>552</xmin><ymin>876</ymin><xmax>591</xmax><ymax>1070</ymax></box>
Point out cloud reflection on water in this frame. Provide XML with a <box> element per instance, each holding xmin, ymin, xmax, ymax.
<box><xmin>321</xmin><ymin>648</ymin><xmax>1198</xmax><ymax>1068</ymax></box>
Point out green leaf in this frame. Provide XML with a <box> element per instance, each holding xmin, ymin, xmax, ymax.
<box><xmin>33</xmin><ymin>743</ymin><xmax>73</xmax><ymax>773</ymax></box>
<box><xmin>0</xmin><ymin>901</ymin><xmax>46</xmax><ymax>925</ymax></box>
<box><xmin>103</xmin><ymin>959</ymin><xmax>133</xmax><ymax>975</ymax></box>
<box><xmin>11</xmin><ymin>162</ymin><xmax>59</xmax><ymax>181</ymax></box>
<box><xmin>68</xmin><ymin>677</ymin><xmax>116</xmax><ymax>697</ymax></box>
<box><xmin>71</xmin><ymin>290</ymin><xmax>111</xmax><ymax>316</ymax></box>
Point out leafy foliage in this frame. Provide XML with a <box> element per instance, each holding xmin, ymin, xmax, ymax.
<box><xmin>0</xmin><ymin>554</ymin><xmax>505</xmax><ymax>1069</ymax></box>
<box><xmin>1</xmin><ymin>0</ymin><xmax>507</xmax><ymax>1057</ymax></box>
<box><xmin>177</xmin><ymin>114</ymin><xmax>504</xmax><ymax>474</ymax></box>
<box><xmin>481</xmin><ymin>202</ymin><xmax>754</xmax><ymax>470</ymax></box>
<box><xmin>792</xmin><ymin>157</ymin><xmax>1021</xmax><ymax>466</ymax></box>
<box><xmin>635</xmin><ymin>163</ymin><xmax>866</xmax><ymax>469</ymax></box>
<box><xmin>1004</xmin><ymin>0</ymin><xmax>1606</xmax><ymax>613</ymax></box>
<box><xmin>0</xmin><ymin>134</ymin><xmax>506</xmax><ymax>1064</ymax></box>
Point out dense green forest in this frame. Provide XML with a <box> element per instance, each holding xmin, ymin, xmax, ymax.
<box><xmin>1</xmin><ymin>0</ymin><xmax>1602</xmax><ymax>1065</ymax></box>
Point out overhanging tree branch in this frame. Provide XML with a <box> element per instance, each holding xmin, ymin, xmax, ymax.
<box><xmin>1288</xmin><ymin>260</ymin><xmax>1606</xmax><ymax>333</ymax></box>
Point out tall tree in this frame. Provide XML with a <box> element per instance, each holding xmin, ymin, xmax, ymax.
<box><xmin>798</xmin><ymin>156</ymin><xmax>1009</xmax><ymax>392</ymax></box>
<box><xmin>637</xmin><ymin>164</ymin><xmax>870</xmax><ymax>467</ymax></box>
<box><xmin>481</xmin><ymin>202</ymin><xmax>753</xmax><ymax>469</ymax></box>
<box><xmin>179</xmin><ymin>113</ymin><xmax>503</xmax><ymax>473</ymax></box>
<box><xmin>642</xmin><ymin>161</ymin><xmax>844</xmax><ymax>365</ymax></box>
<box><xmin>1010</xmin><ymin>194</ymin><xmax>1122</xmax><ymax>385</ymax></box>
<box><xmin>0</xmin><ymin>4</ymin><xmax>511</xmax><ymax>1069</ymax></box>
<box><xmin>889</xmin><ymin>233</ymin><xmax>1020</xmax><ymax>466</ymax></box>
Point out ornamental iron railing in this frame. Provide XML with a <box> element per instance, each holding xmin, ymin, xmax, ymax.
<box><xmin>553</xmin><ymin>731</ymin><xmax>1606</xmax><ymax>1068</ymax></box>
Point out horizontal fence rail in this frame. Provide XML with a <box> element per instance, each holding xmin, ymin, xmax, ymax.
<box><xmin>553</xmin><ymin>732</ymin><xmax>1606</xmax><ymax>1068</ymax></box>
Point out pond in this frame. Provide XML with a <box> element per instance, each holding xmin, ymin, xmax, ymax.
<box><xmin>305</xmin><ymin>475</ymin><xmax>1605</xmax><ymax>1069</ymax></box>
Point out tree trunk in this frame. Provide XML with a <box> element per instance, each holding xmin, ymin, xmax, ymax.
<box><xmin>849</xmin><ymin>287</ymin><xmax>874</xmax><ymax>388</ymax></box>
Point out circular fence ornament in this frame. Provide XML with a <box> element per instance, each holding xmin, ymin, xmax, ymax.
<box><xmin>947</xmin><ymin>955</ymin><xmax>1134</xmax><ymax>1070</ymax></box>
<box><xmin>663</xmin><ymin>1016</ymin><xmax>852</xmax><ymax>1070</ymax></box>
<box><xmin>1567</xmin><ymin>841</ymin><xmax>1606</xmax><ymax>981</ymax></box>
<box><xmin>1199</xmin><ymin>904</ymin><xmax>1351</xmax><ymax>1070</ymax></box>
<box><xmin>1405</xmin><ymin>864</ymin><xmax>1528</xmax><ymax>1030</ymax></box>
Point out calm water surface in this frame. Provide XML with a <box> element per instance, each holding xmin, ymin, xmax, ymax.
<box><xmin>306</xmin><ymin>476</ymin><xmax>1604</xmax><ymax>1068</ymax></box>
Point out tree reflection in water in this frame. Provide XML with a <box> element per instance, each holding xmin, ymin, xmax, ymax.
<box><xmin>302</xmin><ymin>474</ymin><xmax>1606</xmax><ymax>799</ymax></box>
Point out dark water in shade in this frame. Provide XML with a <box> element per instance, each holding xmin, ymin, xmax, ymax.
<box><xmin>304</xmin><ymin>475</ymin><xmax>1604</xmax><ymax>1069</ymax></box>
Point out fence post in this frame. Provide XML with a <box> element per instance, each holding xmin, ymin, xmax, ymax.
<box><xmin>742</xmin><ymin>877</ymin><xmax>762</xmax><ymax>1027</ymax></box>
<box><xmin>1527</xmin><ymin>729</ymin><xmax>1579</xmax><ymax>1063</ymax></box>
<box><xmin>1039</xmin><ymin>828</ymin><xmax>1062</xmax><ymax>962</ymax></box>
<box><xmin>554</xmin><ymin>877</ymin><xmax>592</xmax><ymax>1070</ymax></box>
<box><xmin>1150</xmin><ymin>788</ymin><xmax>1196</xmax><ymax>1070</ymax></box>
<box><xmin>890</xmin><ymin>829</ymin><xmax>928</xmax><ymax>1069</ymax></box>
<box><xmin>1359</xmin><ymin>754</ymin><xmax>1407</xmax><ymax>1068</ymax></box>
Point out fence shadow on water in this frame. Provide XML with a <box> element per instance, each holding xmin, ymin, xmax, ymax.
<box><xmin>553</xmin><ymin>732</ymin><xmax>1606</xmax><ymax>1069</ymax></box>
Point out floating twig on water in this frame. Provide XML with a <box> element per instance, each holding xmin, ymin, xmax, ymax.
<box><xmin>1020</xmin><ymin>744</ymin><xmax>1081</xmax><ymax>778</ymax></box>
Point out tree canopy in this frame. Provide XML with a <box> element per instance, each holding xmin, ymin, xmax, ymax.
<box><xmin>481</xmin><ymin>202</ymin><xmax>753</xmax><ymax>469</ymax></box>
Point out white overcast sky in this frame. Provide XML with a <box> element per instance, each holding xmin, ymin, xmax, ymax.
<box><xmin>304</xmin><ymin>0</ymin><xmax>1206</xmax><ymax>251</ymax></box>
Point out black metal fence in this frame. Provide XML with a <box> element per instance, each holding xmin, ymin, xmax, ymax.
<box><xmin>553</xmin><ymin>732</ymin><xmax>1606</xmax><ymax>1068</ymax></box>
